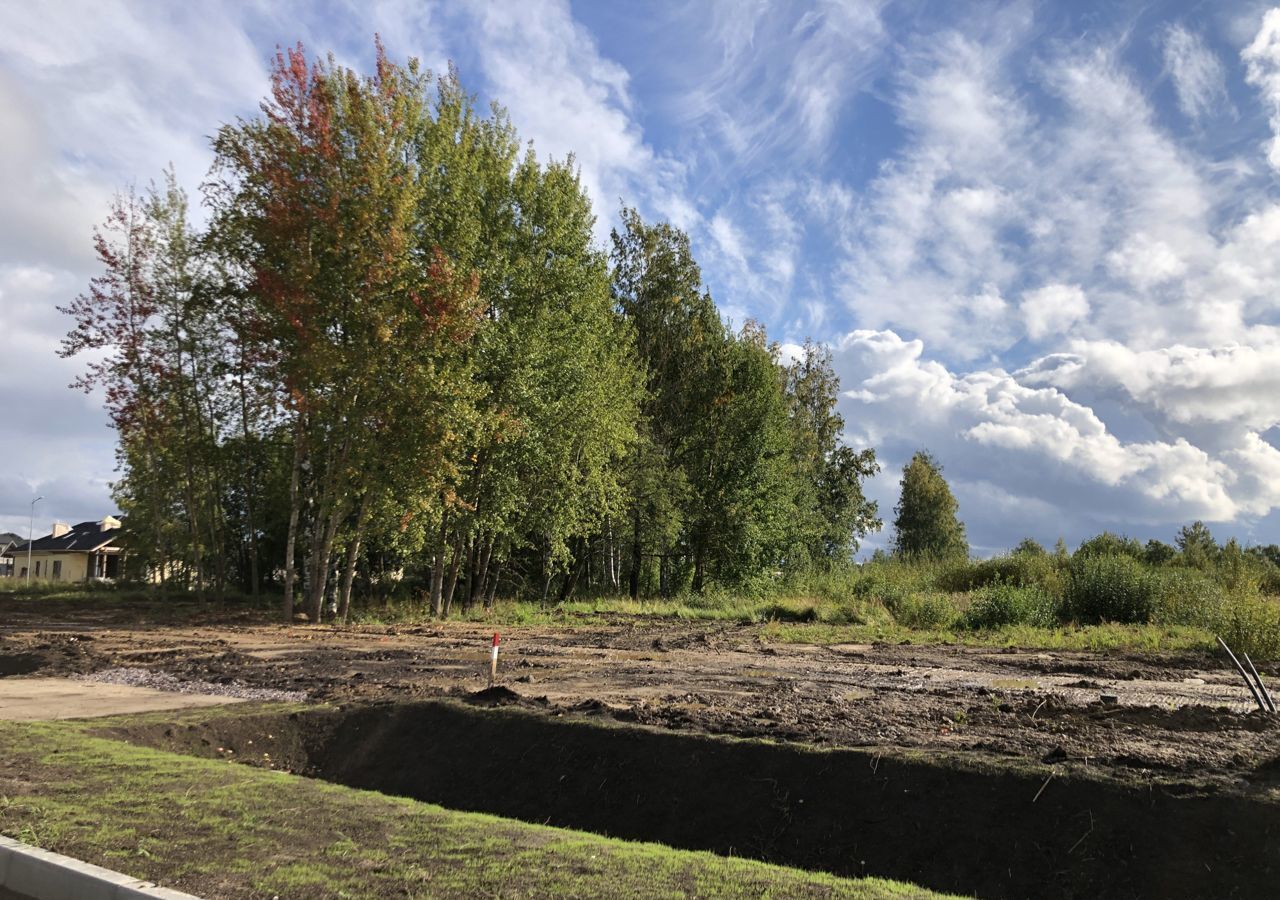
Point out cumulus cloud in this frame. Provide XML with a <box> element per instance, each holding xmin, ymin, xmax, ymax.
<box><xmin>832</xmin><ymin>330</ymin><xmax>1276</xmax><ymax>544</ymax></box>
<box><xmin>1020</xmin><ymin>284</ymin><xmax>1089</xmax><ymax>342</ymax></box>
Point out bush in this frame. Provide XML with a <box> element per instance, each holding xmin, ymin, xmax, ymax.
<box><xmin>1213</xmin><ymin>593</ymin><xmax>1280</xmax><ymax>659</ymax></box>
<box><xmin>1152</xmin><ymin>568</ymin><xmax>1223</xmax><ymax>626</ymax></box>
<box><xmin>886</xmin><ymin>591</ymin><xmax>957</xmax><ymax>629</ymax></box>
<box><xmin>1063</xmin><ymin>554</ymin><xmax>1158</xmax><ymax>624</ymax></box>
<box><xmin>939</xmin><ymin>553</ymin><xmax>1065</xmax><ymax>596</ymax></box>
<box><xmin>961</xmin><ymin>583</ymin><xmax>1059</xmax><ymax>630</ymax></box>
<box><xmin>851</xmin><ymin>561</ymin><xmax>941</xmax><ymax>605</ymax></box>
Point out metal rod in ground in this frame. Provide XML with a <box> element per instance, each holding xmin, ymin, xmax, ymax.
<box><xmin>1217</xmin><ymin>636</ymin><xmax>1270</xmax><ymax>714</ymax></box>
<box><xmin>489</xmin><ymin>632</ymin><xmax>500</xmax><ymax>688</ymax></box>
<box><xmin>1241</xmin><ymin>650</ymin><xmax>1276</xmax><ymax>714</ymax></box>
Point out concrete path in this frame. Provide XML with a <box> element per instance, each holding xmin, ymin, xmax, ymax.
<box><xmin>0</xmin><ymin>678</ymin><xmax>242</xmax><ymax>721</ymax></box>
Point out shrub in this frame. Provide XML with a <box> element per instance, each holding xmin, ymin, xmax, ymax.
<box><xmin>886</xmin><ymin>591</ymin><xmax>957</xmax><ymax>629</ymax></box>
<box><xmin>961</xmin><ymin>583</ymin><xmax>1059</xmax><ymax>630</ymax></box>
<box><xmin>1063</xmin><ymin>554</ymin><xmax>1158</xmax><ymax>624</ymax></box>
<box><xmin>939</xmin><ymin>553</ymin><xmax>1065</xmax><ymax>597</ymax></box>
<box><xmin>1152</xmin><ymin>568</ymin><xmax>1223</xmax><ymax>627</ymax></box>
<box><xmin>1212</xmin><ymin>592</ymin><xmax>1280</xmax><ymax>659</ymax></box>
<box><xmin>851</xmin><ymin>561</ymin><xmax>941</xmax><ymax>605</ymax></box>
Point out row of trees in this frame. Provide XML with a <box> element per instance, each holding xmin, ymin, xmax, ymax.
<box><xmin>60</xmin><ymin>43</ymin><xmax>881</xmax><ymax>620</ymax></box>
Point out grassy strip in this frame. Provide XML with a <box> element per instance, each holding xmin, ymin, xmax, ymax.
<box><xmin>0</xmin><ymin>584</ymin><xmax>1228</xmax><ymax>658</ymax></box>
<box><xmin>0</xmin><ymin>717</ymin><xmax>955</xmax><ymax>899</ymax></box>
<box><xmin>353</xmin><ymin>595</ymin><xmax>1221</xmax><ymax>656</ymax></box>
<box><xmin>759</xmin><ymin>620</ymin><xmax>1219</xmax><ymax>654</ymax></box>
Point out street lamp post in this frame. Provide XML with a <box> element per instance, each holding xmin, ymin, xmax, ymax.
<box><xmin>27</xmin><ymin>496</ymin><xmax>42</xmax><ymax>587</ymax></box>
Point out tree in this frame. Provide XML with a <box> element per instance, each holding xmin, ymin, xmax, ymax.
<box><xmin>1175</xmin><ymin>521</ymin><xmax>1218</xmax><ymax>569</ymax></box>
<box><xmin>785</xmin><ymin>339</ymin><xmax>880</xmax><ymax>561</ymax></box>
<box><xmin>891</xmin><ymin>451</ymin><xmax>967</xmax><ymax>560</ymax></box>
<box><xmin>1014</xmin><ymin>538</ymin><xmax>1046</xmax><ymax>556</ymax></box>
<box><xmin>442</xmin><ymin>152</ymin><xmax>642</xmax><ymax>611</ymax></box>
<box><xmin>1143</xmin><ymin>539</ymin><xmax>1176</xmax><ymax>565</ymax></box>
<box><xmin>209</xmin><ymin>42</ymin><xmax>484</xmax><ymax>621</ymax></box>
<box><xmin>611</xmin><ymin>208</ymin><xmax>726</xmax><ymax>596</ymax></box>
<box><xmin>1075</xmin><ymin>532</ymin><xmax>1143</xmax><ymax>560</ymax></box>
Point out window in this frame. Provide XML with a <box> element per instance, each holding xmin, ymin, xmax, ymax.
<box><xmin>52</xmin><ymin>560</ymin><xmax>62</xmax><ymax>581</ymax></box>
<box><xmin>34</xmin><ymin>561</ymin><xmax>40</xmax><ymax>578</ymax></box>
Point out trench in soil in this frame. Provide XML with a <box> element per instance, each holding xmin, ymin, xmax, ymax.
<box><xmin>115</xmin><ymin>699</ymin><xmax>1279</xmax><ymax>900</ymax></box>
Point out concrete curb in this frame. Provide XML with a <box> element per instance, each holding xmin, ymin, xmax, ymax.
<box><xmin>0</xmin><ymin>836</ymin><xmax>200</xmax><ymax>900</ymax></box>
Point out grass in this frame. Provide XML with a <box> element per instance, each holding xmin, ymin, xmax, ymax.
<box><xmin>9</xmin><ymin>547</ymin><xmax>1279</xmax><ymax>659</ymax></box>
<box><xmin>0</xmin><ymin>714</ymin><xmax>957</xmax><ymax>899</ymax></box>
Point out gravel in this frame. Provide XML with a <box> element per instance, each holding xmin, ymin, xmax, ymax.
<box><xmin>77</xmin><ymin>667</ymin><xmax>307</xmax><ymax>702</ymax></box>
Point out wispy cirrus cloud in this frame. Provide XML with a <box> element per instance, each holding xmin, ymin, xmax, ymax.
<box><xmin>1161</xmin><ymin>23</ymin><xmax>1232</xmax><ymax>122</ymax></box>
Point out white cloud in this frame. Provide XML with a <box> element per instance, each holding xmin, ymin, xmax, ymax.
<box><xmin>464</xmin><ymin>0</ymin><xmax>691</xmax><ymax>243</ymax></box>
<box><xmin>1020</xmin><ymin>284</ymin><xmax>1089</xmax><ymax>342</ymax></box>
<box><xmin>1161</xmin><ymin>24</ymin><xmax>1230</xmax><ymax>122</ymax></box>
<box><xmin>1244</xmin><ymin>8</ymin><xmax>1280</xmax><ymax>170</ymax></box>
<box><xmin>832</xmin><ymin>329</ymin><xmax>1273</xmax><ymax>538</ymax></box>
<box><xmin>709</xmin><ymin>213</ymin><xmax>749</xmax><ymax>270</ymax></box>
<box><xmin>1021</xmin><ymin>340</ymin><xmax>1280</xmax><ymax>431</ymax></box>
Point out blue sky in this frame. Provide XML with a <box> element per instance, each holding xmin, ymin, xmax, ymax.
<box><xmin>4</xmin><ymin>1</ymin><xmax>1280</xmax><ymax>555</ymax></box>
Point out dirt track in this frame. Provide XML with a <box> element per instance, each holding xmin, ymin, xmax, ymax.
<box><xmin>2</xmin><ymin>598</ymin><xmax>1278</xmax><ymax>789</ymax></box>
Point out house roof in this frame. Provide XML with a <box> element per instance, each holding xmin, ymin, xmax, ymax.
<box><xmin>0</xmin><ymin>532</ymin><xmax>22</xmax><ymax>550</ymax></box>
<box><xmin>9</xmin><ymin>521</ymin><xmax>123</xmax><ymax>555</ymax></box>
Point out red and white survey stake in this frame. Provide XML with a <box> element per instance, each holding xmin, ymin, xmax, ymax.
<box><xmin>489</xmin><ymin>632</ymin><xmax>500</xmax><ymax>687</ymax></box>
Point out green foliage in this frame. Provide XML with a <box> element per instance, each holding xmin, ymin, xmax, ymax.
<box><xmin>1063</xmin><ymin>554</ymin><xmax>1158</xmax><ymax>624</ymax></box>
<box><xmin>1074</xmin><ymin>532</ymin><xmax>1144</xmax><ymax>560</ymax></box>
<box><xmin>784</xmin><ymin>339</ymin><xmax>880</xmax><ymax>560</ymax></box>
<box><xmin>1150</xmin><ymin>567</ymin><xmax>1224</xmax><ymax>626</ymax></box>
<box><xmin>961</xmin><ymin>584</ymin><xmax>1059</xmax><ymax>630</ymax></box>
<box><xmin>891</xmin><ymin>452</ymin><xmax>967</xmax><ymax>561</ymax></box>
<box><xmin>887</xmin><ymin>592</ymin><xmax>958</xmax><ymax>629</ymax></box>
<box><xmin>610</xmin><ymin>212</ymin><xmax>878</xmax><ymax>597</ymax></box>
<box><xmin>1175</xmin><ymin>520</ymin><xmax>1219</xmax><ymax>568</ymax></box>
<box><xmin>939</xmin><ymin>552</ymin><xmax>1065</xmax><ymax>597</ymax></box>
<box><xmin>1213</xmin><ymin>593</ymin><xmax>1280</xmax><ymax>659</ymax></box>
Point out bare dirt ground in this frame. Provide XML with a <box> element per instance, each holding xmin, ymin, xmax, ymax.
<box><xmin>2</xmin><ymin>598</ymin><xmax>1278</xmax><ymax>790</ymax></box>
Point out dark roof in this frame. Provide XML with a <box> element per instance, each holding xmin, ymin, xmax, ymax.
<box><xmin>0</xmin><ymin>532</ymin><xmax>22</xmax><ymax>549</ymax></box>
<box><xmin>10</xmin><ymin>521</ymin><xmax>122</xmax><ymax>554</ymax></box>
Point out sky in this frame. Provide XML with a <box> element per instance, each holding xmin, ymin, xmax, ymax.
<box><xmin>3</xmin><ymin>0</ymin><xmax>1280</xmax><ymax>555</ymax></box>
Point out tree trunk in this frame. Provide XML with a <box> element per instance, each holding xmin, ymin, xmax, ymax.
<box><xmin>484</xmin><ymin>560</ymin><xmax>502</xmax><ymax>610</ymax></box>
<box><xmin>282</xmin><ymin>423</ymin><xmax>305</xmax><ymax>620</ymax></box>
<box><xmin>442</xmin><ymin>537</ymin><xmax>463</xmax><ymax>617</ymax></box>
<box><xmin>238</xmin><ymin>358</ymin><xmax>261</xmax><ymax>599</ymax></box>
<box><xmin>309</xmin><ymin>504</ymin><xmax>343</xmax><ymax>624</ymax></box>
<box><xmin>430</xmin><ymin>508</ymin><xmax>449</xmax><ymax>617</ymax></box>
<box><xmin>629</xmin><ymin>507</ymin><xmax>642</xmax><ymax>600</ymax></box>
<box><xmin>473</xmin><ymin>536</ymin><xmax>493</xmax><ymax>609</ymax></box>
<box><xmin>557</xmin><ymin>539</ymin><xmax>585</xmax><ymax>603</ymax></box>
<box><xmin>338</xmin><ymin>493</ymin><xmax>371</xmax><ymax>624</ymax></box>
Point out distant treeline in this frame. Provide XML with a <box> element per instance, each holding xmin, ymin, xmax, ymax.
<box><xmin>60</xmin><ymin>43</ymin><xmax>880</xmax><ymax>621</ymax></box>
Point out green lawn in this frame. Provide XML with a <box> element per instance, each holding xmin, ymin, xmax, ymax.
<box><xmin>0</xmin><ymin>713</ymin><xmax>957</xmax><ymax>899</ymax></box>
